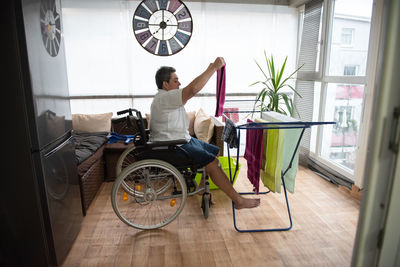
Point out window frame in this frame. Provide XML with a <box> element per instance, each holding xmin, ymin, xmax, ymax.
<box><xmin>297</xmin><ymin>0</ymin><xmax>373</xmax><ymax>180</ymax></box>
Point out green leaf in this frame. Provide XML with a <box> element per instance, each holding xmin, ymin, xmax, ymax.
<box><xmin>263</xmin><ymin>51</ymin><xmax>273</xmax><ymax>81</ymax></box>
<box><xmin>278</xmin><ymin>107</ymin><xmax>288</xmax><ymax>116</ymax></box>
<box><xmin>252</xmin><ymin>89</ymin><xmax>265</xmax><ymax>115</ymax></box>
<box><xmin>293</xmin><ymin>99</ymin><xmax>301</xmax><ymax>119</ymax></box>
<box><xmin>254</xmin><ymin>59</ymin><xmax>269</xmax><ymax>82</ymax></box>
<box><xmin>278</xmin><ymin>63</ymin><xmax>304</xmax><ymax>90</ymax></box>
<box><xmin>289</xmin><ymin>97</ymin><xmax>296</xmax><ymax>117</ymax></box>
<box><xmin>268</xmin><ymin>55</ymin><xmax>277</xmax><ymax>90</ymax></box>
<box><xmin>276</xmin><ymin>56</ymin><xmax>287</xmax><ymax>90</ymax></box>
<box><xmin>273</xmin><ymin>94</ymin><xmax>279</xmax><ymax>111</ymax></box>
<box><xmin>281</xmin><ymin>93</ymin><xmax>294</xmax><ymax>117</ymax></box>
<box><xmin>249</xmin><ymin>81</ymin><xmax>262</xmax><ymax>87</ymax></box>
<box><xmin>286</xmin><ymin>84</ymin><xmax>302</xmax><ymax>98</ymax></box>
<box><xmin>270</xmin><ymin>55</ymin><xmax>276</xmax><ymax>79</ymax></box>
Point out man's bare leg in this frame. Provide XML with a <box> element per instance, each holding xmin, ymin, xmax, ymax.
<box><xmin>205</xmin><ymin>158</ymin><xmax>260</xmax><ymax>209</ymax></box>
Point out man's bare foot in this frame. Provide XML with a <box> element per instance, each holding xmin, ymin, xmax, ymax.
<box><xmin>234</xmin><ymin>197</ymin><xmax>260</xmax><ymax>209</ymax></box>
<box><xmin>210</xmin><ymin>196</ymin><xmax>216</xmax><ymax>205</ymax></box>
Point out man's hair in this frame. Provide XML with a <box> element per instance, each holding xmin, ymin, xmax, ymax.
<box><xmin>155</xmin><ymin>66</ymin><xmax>176</xmax><ymax>89</ymax></box>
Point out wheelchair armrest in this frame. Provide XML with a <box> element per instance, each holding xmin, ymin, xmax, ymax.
<box><xmin>146</xmin><ymin>139</ymin><xmax>189</xmax><ymax>148</ymax></box>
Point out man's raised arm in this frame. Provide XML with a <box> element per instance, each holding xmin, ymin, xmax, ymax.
<box><xmin>182</xmin><ymin>57</ymin><xmax>225</xmax><ymax>104</ymax></box>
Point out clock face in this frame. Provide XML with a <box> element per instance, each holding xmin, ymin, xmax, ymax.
<box><xmin>40</xmin><ymin>0</ymin><xmax>62</xmax><ymax>57</ymax></box>
<box><xmin>133</xmin><ymin>0</ymin><xmax>193</xmax><ymax>56</ymax></box>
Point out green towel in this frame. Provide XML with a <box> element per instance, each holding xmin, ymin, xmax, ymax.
<box><xmin>255</xmin><ymin>117</ymin><xmax>284</xmax><ymax>193</ymax></box>
<box><xmin>261</xmin><ymin>112</ymin><xmax>302</xmax><ymax>193</ymax></box>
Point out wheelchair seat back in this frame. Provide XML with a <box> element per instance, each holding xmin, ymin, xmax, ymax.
<box><xmin>133</xmin><ymin>111</ymin><xmax>148</xmax><ymax>146</ymax></box>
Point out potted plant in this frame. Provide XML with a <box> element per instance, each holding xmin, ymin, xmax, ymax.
<box><xmin>250</xmin><ymin>52</ymin><xmax>303</xmax><ymax>117</ymax></box>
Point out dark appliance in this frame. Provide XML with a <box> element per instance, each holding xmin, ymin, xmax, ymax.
<box><xmin>1</xmin><ymin>0</ymin><xmax>82</xmax><ymax>266</ymax></box>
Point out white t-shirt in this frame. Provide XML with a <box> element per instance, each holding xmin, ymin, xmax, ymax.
<box><xmin>150</xmin><ymin>89</ymin><xmax>191</xmax><ymax>142</ymax></box>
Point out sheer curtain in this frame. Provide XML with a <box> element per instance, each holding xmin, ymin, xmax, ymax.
<box><xmin>62</xmin><ymin>0</ymin><xmax>298</xmax><ymax>116</ymax></box>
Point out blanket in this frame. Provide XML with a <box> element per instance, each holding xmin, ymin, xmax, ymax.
<box><xmin>73</xmin><ymin>131</ymin><xmax>109</xmax><ymax>164</ymax></box>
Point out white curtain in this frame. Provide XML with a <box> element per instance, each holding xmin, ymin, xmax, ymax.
<box><xmin>62</xmin><ymin>0</ymin><xmax>298</xmax><ymax>115</ymax></box>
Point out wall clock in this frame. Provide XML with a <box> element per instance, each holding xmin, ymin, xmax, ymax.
<box><xmin>40</xmin><ymin>0</ymin><xmax>62</xmax><ymax>57</ymax></box>
<box><xmin>133</xmin><ymin>0</ymin><xmax>193</xmax><ymax>56</ymax></box>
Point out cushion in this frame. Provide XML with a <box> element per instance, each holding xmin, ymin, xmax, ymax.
<box><xmin>72</xmin><ymin>112</ymin><xmax>113</xmax><ymax>132</ymax></box>
<box><xmin>187</xmin><ymin>110</ymin><xmax>196</xmax><ymax>136</ymax></box>
<box><xmin>145</xmin><ymin>113</ymin><xmax>151</xmax><ymax>128</ymax></box>
<box><xmin>194</xmin><ymin>108</ymin><xmax>214</xmax><ymax>143</ymax></box>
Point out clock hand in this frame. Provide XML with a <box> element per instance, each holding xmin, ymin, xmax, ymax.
<box><xmin>164</xmin><ymin>15</ymin><xmax>177</xmax><ymax>26</ymax></box>
<box><xmin>153</xmin><ymin>27</ymin><xmax>162</xmax><ymax>35</ymax></box>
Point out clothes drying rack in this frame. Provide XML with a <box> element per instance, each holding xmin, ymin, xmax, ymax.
<box><xmin>221</xmin><ymin>109</ymin><xmax>335</xmax><ymax>233</ymax></box>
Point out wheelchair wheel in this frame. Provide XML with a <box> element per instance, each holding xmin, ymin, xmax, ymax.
<box><xmin>115</xmin><ymin>145</ymin><xmax>136</xmax><ymax>177</ymax></box>
<box><xmin>111</xmin><ymin>159</ymin><xmax>187</xmax><ymax>230</ymax></box>
<box><xmin>116</xmin><ymin>147</ymin><xmax>173</xmax><ymax>197</ymax></box>
<box><xmin>201</xmin><ymin>193</ymin><xmax>210</xmax><ymax>219</ymax></box>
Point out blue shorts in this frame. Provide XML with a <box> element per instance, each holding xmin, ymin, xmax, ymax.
<box><xmin>177</xmin><ymin>137</ymin><xmax>219</xmax><ymax>167</ymax></box>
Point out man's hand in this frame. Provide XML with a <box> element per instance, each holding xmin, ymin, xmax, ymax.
<box><xmin>211</xmin><ymin>57</ymin><xmax>225</xmax><ymax>71</ymax></box>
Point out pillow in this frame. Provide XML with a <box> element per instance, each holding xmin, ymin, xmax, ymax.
<box><xmin>145</xmin><ymin>113</ymin><xmax>151</xmax><ymax>128</ymax></box>
<box><xmin>187</xmin><ymin>110</ymin><xmax>196</xmax><ymax>136</ymax></box>
<box><xmin>194</xmin><ymin>108</ymin><xmax>214</xmax><ymax>143</ymax></box>
<box><xmin>72</xmin><ymin>112</ymin><xmax>113</xmax><ymax>132</ymax></box>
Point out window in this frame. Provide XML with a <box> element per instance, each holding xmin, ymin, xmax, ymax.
<box><xmin>295</xmin><ymin>0</ymin><xmax>373</xmax><ymax>180</ymax></box>
<box><xmin>341</xmin><ymin>28</ymin><xmax>354</xmax><ymax>46</ymax></box>
<box><xmin>343</xmin><ymin>65</ymin><xmax>358</xmax><ymax>75</ymax></box>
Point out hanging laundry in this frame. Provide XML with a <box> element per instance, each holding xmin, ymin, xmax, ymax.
<box><xmin>215</xmin><ymin>65</ymin><xmax>226</xmax><ymax>117</ymax></box>
<box><xmin>221</xmin><ymin>117</ymin><xmax>238</xmax><ymax>148</ymax></box>
<box><xmin>259</xmin><ymin>112</ymin><xmax>302</xmax><ymax>193</ymax></box>
<box><xmin>222</xmin><ymin>107</ymin><xmax>239</xmax><ymax>123</ymax></box>
<box><xmin>255</xmin><ymin>117</ymin><xmax>284</xmax><ymax>193</ymax></box>
<box><xmin>244</xmin><ymin>119</ymin><xmax>264</xmax><ymax>193</ymax></box>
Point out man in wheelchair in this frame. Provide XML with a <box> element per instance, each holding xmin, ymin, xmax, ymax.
<box><xmin>150</xmin><ymin>57</ymin><xmax>260</xmax><ymax>210</ymax></box>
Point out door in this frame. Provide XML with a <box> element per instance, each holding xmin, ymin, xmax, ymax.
<box><xmin>351</xmin><ymin>0</ymin><xmax>400</xmax><ymax>265</ymax></box>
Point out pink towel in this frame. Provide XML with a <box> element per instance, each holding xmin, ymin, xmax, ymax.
<box><xmin>244</xmin><ymin>119</ymin><xmax>264</xmax><ymax>193</ymax></box>
<box><xmin>215</xmin><ymin>65</ymin><xmax>226</xmax><ymax>117</ymax></box>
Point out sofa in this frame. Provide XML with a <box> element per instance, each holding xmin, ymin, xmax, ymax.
<box><xmin>72</xmin><ymin>109</ymin><xmax>225</xmax><ymax>215</ymax></box>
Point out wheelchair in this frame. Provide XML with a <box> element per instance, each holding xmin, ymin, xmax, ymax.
<box><xmin>111</xmin><ymin>108</ymin><xmax>213</xmax><ymax>230</ymax></box>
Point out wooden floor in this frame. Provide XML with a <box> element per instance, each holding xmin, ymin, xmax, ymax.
<box><xmin>62</xmin><ymin>159</ymin><xmax>360</xmax><ymax>267</ymax></box>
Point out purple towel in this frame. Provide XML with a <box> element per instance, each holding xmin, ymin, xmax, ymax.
<box><xmin>215</xmin><ymin>65</ymin><xmax>226</xmax><ymax>117</ymax></box>
<box><xmin>244</xmin><ymin>119</ymin><xmax>264</xmax><ymax>193</ymax></box>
